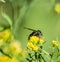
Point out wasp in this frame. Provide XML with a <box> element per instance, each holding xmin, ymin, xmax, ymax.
<box><xmin>24</xmin><ymin>27</ymin><xmax>43</xmax><ymax>40</ymax></box>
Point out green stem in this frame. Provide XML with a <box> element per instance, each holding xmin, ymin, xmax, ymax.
<box><xmin>41</xmin><ymin>55</ymin><xmax>46</xmax><ymax>62</ymax></box>
<box><xmin>35</xmin><ymin>52</ymin><xmax>38</xmax><ymax>62</ymax></box>
<box><xmin>0</xmin><ymin>48</ymin><xmax>11</xmax><ymax>58</ymax></box>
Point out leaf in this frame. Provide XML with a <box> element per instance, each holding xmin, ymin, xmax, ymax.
<box><xmin>2</xmin><ymin>12</ymin><xmax>12</xmax><ymax>27</ymax></box>
<box><xmin>0</xmin><ymin>0</ymin><xmax>5</xmax><ymax>3</ymax></box>
<box><xmin>0</xmin><ymin>26</ymin><xmax>4</xmax><ymax>31</ymax></box>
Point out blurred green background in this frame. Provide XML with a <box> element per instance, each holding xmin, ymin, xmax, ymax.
<box><xmin>0</xmin><ymin>0</ymin><xmax>60</xmax><ymax>48</ymax></box>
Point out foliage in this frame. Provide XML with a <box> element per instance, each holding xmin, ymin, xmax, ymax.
<box><xmin>26</xmin><ymin>36</ymin><xmax>60</xmax><ymax>62</ymax></box>
<box><xmin>0</xmin><ymin>0</ymin><xmax>60</xmax><ymax>62</ymax></box>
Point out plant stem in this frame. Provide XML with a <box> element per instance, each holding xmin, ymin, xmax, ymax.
<box><xmin>0</xmin><ymin>48</ymin><xmax>11</xmax><ymax>58</ymax></box>
<box><xmin>41</xmin><ymin>55</ymin><xmax>46</xmax><ymax>62</ymax></box>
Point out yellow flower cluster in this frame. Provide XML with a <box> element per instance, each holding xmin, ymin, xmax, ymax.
<box><xmin>29</xmin><ymin>36</ymin><xmax>44</xmax><ymax>44</ymax></box>
<box><xmin>0</xmin><ymin>56</ymin><xmax>18</xmax><ymax>62</ymax></box>
<box><xmin>27</xmin><ymin>36</ymin><xmax>44</xmax><ymax>51</ymax></box>
<box><xmin>0</xmin><ymin>29</ymin><xmax>11</xmax><ymax>40</ymax></box>
<box><xmin>27</xmin><ymin>41</ymin><xmax>38</xmax><ymax>51</ymax></box>
<box><xmin>9</xmin><ymin>41</ymin><xmax>22</xmax><ymax>54</ymax></box>
<box><xmin>29</xmin><ymin>36</ymin><xmax>39</xmax><ymax>43</ymax></box>
<box><xmin>0</xmin><ymin>29</ymin><xmax>26</xmax><ymax>62</ymax></box>
<box><xmin>39</xmin><ymin>38</ymin><xmax>44</xmax><ymax>44</ymax></box>
<box><xmin>52</xmin><ymin>40</ymin><xmax>58</xmax><ymax>47</ymax></box>
<box><xmin>55</xmin><ymin>3</ymin><xmax>60</xmax><ymax>13</ymax></box>
<box><xmin>0</xmin><ymin>29</ymin><xmax>11</xmax><ymax>46</ymax></box>
<box><xmin>3</xmin><ymin>40</ymin><xmax>22</xmax><ymax>56</ymax></box>
<box><xmin>3</xmin><ymin>29</ymin><xmax>11</xmax><ymax>41</ymax></box>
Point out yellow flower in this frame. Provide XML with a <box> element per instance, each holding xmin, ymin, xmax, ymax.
<box><xmin>0</xmin><ymin>56</ymin><xmax>18</xmax><ymax>62</ymax></box>
<box><xmin>27</xmin><ymin>41</ymin><xmax>38</xmax><ymax>51</ymax></box>
<box><xmin>0</xmin><ymin>29</ymin><xmax>11</xmax><ymax>42</ymax></box>
<box><xmin>9</xmin><ymin>41</ymin><xmax>22</xmax><ymax>54</ymax></box>
<box><xmin>3</xmin><ymin>29</ymin><xmax>11</xmax><ymax>41</ymax></box>
<box><xmin>39</xmin><ymin>38</ymin><xmax>44</xmax><ymax>44</ymax></box>
<box><xmin>33</xmin><ymin>45</ymin><xmax>38</xmax><ymax>51</ymax></box>
<box><xmin>55</xmin><ymin>3</ymin><xmax>60</xmax><ymax>13</ymax></box>
<box><xmin>0</xmin><ymin>29</ymin><xmax>11</xmax><ymax>46</ymax></box>
<box><xmin>0</xmin><ymin>39</ymin><xmax>4</xmax><ymax>46</ymax></box>
<box><xmin>52</xmin><ymin>40</ymin><xmax>58</xmax><ymax>47</ymax></box>
<box><xmin>27</xmin><ymin>36</ymin><xmax>44</xmax><ymax>51</ymax></box>
<box><xmin>29</xmin><ymin>36</ymin><xmax>39</xmax><ymax>43</ymax></box>
<box><xmin>10</xmin><ymin>58</ymin><xmax>18</xmax><ymax>62</ymax></box>
<box><xmin>27</xmin><ymin>41</ymin><xmax>34</xmax><ymax>50</ymax></box>
<box><xmin>0</xmin><ymin>55</ymin><xmax>10</xmax><ymax>62</ymax></box>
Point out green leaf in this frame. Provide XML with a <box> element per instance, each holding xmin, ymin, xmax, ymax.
<box><xmin>2</xmin><ymin>12</ymin><xmax>12</xmax><ymax>27</ymax></box>
<box><xmin>0</xmin><ymin>26</ymin><xmax>4</xmax><ymax>31</ymax></box>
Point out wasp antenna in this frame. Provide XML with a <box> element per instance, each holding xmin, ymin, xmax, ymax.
<box><xmin>24</xmin><ymin>27</ymin><xmax>36</xmax><ymax>31</ymax></box>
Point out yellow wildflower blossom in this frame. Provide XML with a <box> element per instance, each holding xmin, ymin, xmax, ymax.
<box><xmin>27</xmin><ymin>41</ymin><xmax>34</xmax><ymax>50</ymax></box>
<box><xmin>3</xmin><ymin>29</ymin><xmax>11</xmax><ymax>41</ymax></box>
<box><xmin>33</xmin><ymin>45</ymin><xmax>38</xmax><ymax>51</ymax></box>
<box><xmin>0</xmin><ymin>29</ymin><xmax>11</xmax><ymax>46</ymax></box>
<box><xmin>0</xmin><ymin>39</ymin><xmax>4</xmax><ymax>46</ymax></box>
<box><xmin>39</xmin><ymin>38</ymin><xmax>44</xmax><ymax>44</ymax></box>
<box><xmin>27</xmin><ymin>41</ymin><xmax>38</xmax><ymax>51</ymax></box>
<box><xmin>52</xmin><ymin>40</ymin><xmax>58</xmax><ymax>47</ymax></box>
<box><xmin>29</xmin><ymin>36</ymin><xmax>39</xmax><ymax>43</ymax></box>
<box><xmin>55</xmin><ymin>3</ymin><xmax>60</xmax><ymax>13</ymax></box>
<box><xmin>0</xmin><ymin>56</ymin><xmax>18</xmax><ymax>62</ymax></box>
<box><xmin>0</xmin><ymin>56</ymin><xmax>9</xmax><ymax>62</ymax></box>
<box><xmin>0</xmin><ymin>29</ymin><xmax>11</xmax><ymax>42</ymax></box>
<box><xmin>29</xmin><ymin>36</ymin><xmax>44</xmax><ymax>44</ymax></box>
<box><xmin>10</xmin><ymin>58</ymin><xmax>18</xmax><ymax>62</ymax></box>
<box><xmin>27</xmin><ymin>36</ymin><xmax>44</xmax><ymax>51</ymax></box>
<box><xmin>9</xmin><ymin>41</ymin><xmax>22</xmax><ymax>54</ymax></box>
